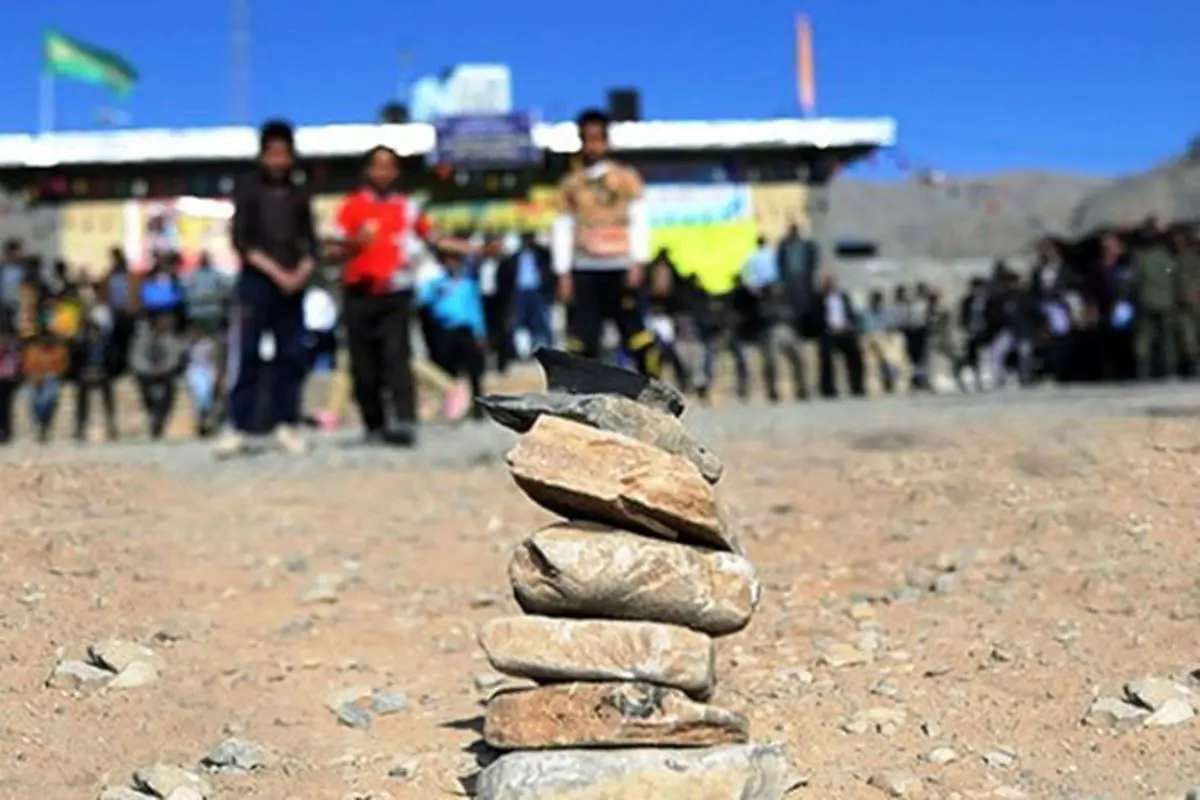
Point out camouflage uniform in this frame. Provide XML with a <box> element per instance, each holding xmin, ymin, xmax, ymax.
<box><xmin>1131</xmin><ymin>242</ymin><xmax>1178</xmax><ymax>378</ymax></box>
<box><xmin>1175</xmin><ymin>246</ymin><xmax>1200</xmax><ymax>373</ymax></box>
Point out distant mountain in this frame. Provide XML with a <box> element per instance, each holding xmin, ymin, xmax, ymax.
<box><xmin>830</xmin><ymin>138</ymin><xmax>1200</xmax><ymax>259</ymax></box>
<box><xmin>1070</xmin><ymin>141</ymin><xmax>1200</xmax><ymax>233</ymax></box>
<box><xmin>829</xmin><ymin>172</ymin><xmax>1107</xmax><ymax>259</ymax></box>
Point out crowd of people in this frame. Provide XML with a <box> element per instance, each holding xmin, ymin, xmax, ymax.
<box><xmin>0</xmin><ymin>110</ymin><xmax>1197</xmax><ymax>453</ymax></box>
<box><xmin>0</xmin><ymin>240</ymin><xmax>232</xmax><ymax>444</ymax></box>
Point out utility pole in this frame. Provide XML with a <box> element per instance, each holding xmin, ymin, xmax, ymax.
<box><xmin>231</xmin><ymin>0</ymin><xmax>251</xmax><ymax>125</ymax></box>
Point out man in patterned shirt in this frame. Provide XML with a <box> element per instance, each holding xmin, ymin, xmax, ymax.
<box><xmin>551</xmin><ymin>109</ymin><xmax>660</xmax><ymax>376</ymax></box>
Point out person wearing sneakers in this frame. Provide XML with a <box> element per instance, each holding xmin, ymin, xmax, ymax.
<box><xmin>330</xmin><ymin>145</ymin><xmax>474</xmax><ymax>447</ymax></box>
<box><xmin>216</xmin><ymin>119</ymin><xmax>317</xmax><ymax>458</ymax></box>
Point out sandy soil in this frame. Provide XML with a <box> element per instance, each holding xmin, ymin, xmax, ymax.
<box><xmin>3</xmin><ymin>383</ymin><xmax>1200</xmax><ymax>800</ymax></box>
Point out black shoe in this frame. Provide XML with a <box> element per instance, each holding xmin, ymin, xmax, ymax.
<box><xmin>383</xmin><ymin>425</ymin><xmax>417</xmax><ymax>448</ymax></box>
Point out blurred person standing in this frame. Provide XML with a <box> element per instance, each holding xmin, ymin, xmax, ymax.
<box><xmin>300</xmin><ymin>282</ymin><xmax>339</xmax><ymax>431</ymax></box>
<box><xmin>102</xmin><ymin>247</ymin><xmax>136</xmax><ymax>375</ymax></box>
<box><xmin>814</xmin><ymin>273</ymin><xmax>865</xmax><ymax>398</ymax></box>
<box><xmin>1028</xmin><ymin>239</ymin><xmax>1071</xmax><ymax>299</ymax></box>
<box><xmin>860</xmin><ymin>289</ymin><xmax>899</xmax><ymax>394</ymax></box>
<box><xmin>1168</xmin><ymin>225</ymin><xmax>1200</xmax><ymax>376</ymax></box>
<box><xmin>0</xmin><ymin>239</ymin><xmax>26</xmax><ymax>318</ymax></box>
<box><xmin>776</xmin><ymin>222</ymin><xmax>817</xmax><ymax>333</ymax></box>
<box><xmin>987</xmin><ymin>270</ymin><xmax>1036</xmax><ymax>387</ymax></box>
<box><xmin>1130</xmin><ymin>217</ymin><xmax>1178</xmax><ymax>379</ymax></box>
<box><xmin>477</xmin><ymin>232</ymin><xmax>514</xmax><ymax>371</ymax></box>
<box><xmin>183</xmin><ymin>252</ymin><xmax>232</xmax><ymax>334</ymax></box>
<box><xmin>417</xmin><ymin>247</ymin><xmax>487</xmax><ymax>420</ymax></box>
<box><xmin>22</xmin><ymin>324</ymin><xmax>70</xmax><ymax>443</ymax></box>
<box><xmin>140</xmin><ymin>253</ymin><xmax>188</xmax><ymax>332</ymax></box>
<box><xmin>330</xmin><ymin>145</ymin><xmax>474</xmax><ymax>447</ymax></box>
<box><xmin>130</xmin><ymin>313</ymin><xmax>188</xmax><ymax>440</ymax></box>
<box><xmin>923</xmin><ymin>288</ymin><xmax>966</xmax><ymax>392</ymax></box>
<box><xmin>956</xmin><ymin>277</ymin><xmax>993</xmax><ymax>391</ymax></box>
<box><xmin>552</xmin><ymin>109</ymin><xmax>659</xmax><ymax>377</ymax></box>
<box><xmin>219</xmin><ymin>120</ymin><xmax>317</xmax><ymax>458</ymax></box>
<box><xmin>643</xmin><ymin>250</ymin><xmax>691</xmax><ymax>391</ymax></box>
<box><xmin>70</xmin><ymin>318</ymin><xmax>119</xmax><ymax>442</ymax></box>
<box><xmin>893</xmin><ymin>284</ymin><xmax>930</xmax><ymax>390</ymax></box>
<box><xmin>0</xmin><ymin>316</ymin><xmax>20</xmax><ymax>444</ymax></box>
<box><xmin>184</xmin><ymin>331</ymin><xmax>220</xmax><ymax>437</ymax></box>
<box><xmin>741</xmin><ymin>234</ymin><xmax>806</xmax><ymax>402</ymax></box>
<box><xmin>14</xmin><ymin>259</ymin><xmax>41</xmax><ymax>340</ymax></box>
<box><xmin>687</xmin><ymin>280</ymin><xmax>748</xmax><ymax>402</ymax></box>
<box><xmin>182</xmin><ymin>251</ymin><xmax>232</xmax><ymax>431</ymax></box>
<box><xmin>500</xmin><ymin>231</ymin><xmax>555</xmax><ymax>357</ymax></box>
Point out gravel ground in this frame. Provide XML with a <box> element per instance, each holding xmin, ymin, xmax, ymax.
<box><xmin>3</xmin><ymin>382</ymin><xmax>1200</xmax><ymax>799</ymax></box>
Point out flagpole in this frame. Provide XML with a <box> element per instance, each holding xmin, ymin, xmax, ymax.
<box><xmin>38</xmin><ymin>72</ymin><xmax>55</xmax><ymax>134</ymax></box>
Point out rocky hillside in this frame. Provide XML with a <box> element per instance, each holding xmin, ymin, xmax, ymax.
<box><xmin>1070</xmin><ymin>139</ymin><xmax>1200</xmax><ymax>233</ymax></box>
<box><xmin>834</xmin><ymin>138</ymin><xmax>1200</xmax><ymax>258</ymax></box>
<box><xmin>831</xmin><ymin>173</ymin><xmax>1107</xmax><ymax>259</ymax></box>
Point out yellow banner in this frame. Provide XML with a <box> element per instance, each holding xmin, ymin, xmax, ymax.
<box><xmin>423</xmin><ymin>183</ymin><xmax>763</xmax><ymax>295</ymax></box>
<box><xmin>651</xmin><ymin>221</ymin><xmax>758</xmax><ymax>295</ymax></box>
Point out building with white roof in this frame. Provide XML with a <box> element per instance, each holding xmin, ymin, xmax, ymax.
<box><xmin>0</xmin><ymin>115</ymin><xmax>895</xmax><ymax>281</ymax></box>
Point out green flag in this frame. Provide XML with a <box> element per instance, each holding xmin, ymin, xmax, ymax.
<box><xmin>43</xmin><ymin>29</ymin><xmax>138</xmax><ymax>96</ymax></box>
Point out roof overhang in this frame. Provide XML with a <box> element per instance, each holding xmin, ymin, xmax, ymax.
<box><xmin>0</xmin><ymin>117</ymin><xmax>896</xmax><ymax>168</ymax></box>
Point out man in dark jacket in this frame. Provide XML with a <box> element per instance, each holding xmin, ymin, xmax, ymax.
<box><xmin>775</xmin><ymin>223</ymin><xmax>817</xmax><ymax>337</ymax></box>
<box><xmin>956</xmin><ymin>277</ymin><xmax>991</xmax><ymax>390</ymax></box>
<box><xmin>217</xmin><ymin>119</ymin><xmax>317</xmax><ymax>458</ymax></box>
<box><xmin>498</xmin><ymin>231</ymin><xmax>555</xmax><ymax>358</ymax></box>
<box><xmin>812</xmin><ymin>272</ymin><xmax>865</xmax><ymax>398</ymax></box>
<box><xmin>986</xmin><ymin>269</ymin><xmax>1038</xmax><ymax>387</ymax></box>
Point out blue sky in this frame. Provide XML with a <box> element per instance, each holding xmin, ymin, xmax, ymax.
<box><xmin>1</xmin><ymin>0</ymin><xmax>1197</xmax><ymax>177</ymax></box>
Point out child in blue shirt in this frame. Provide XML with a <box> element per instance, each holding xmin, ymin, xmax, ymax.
<box><xmin>417</xmin><ymin>249</ymin><xmax>487</xmax><ymax>420</ymax></box>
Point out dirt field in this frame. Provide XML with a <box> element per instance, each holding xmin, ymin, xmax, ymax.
<box><xmin>3</xmin><ymin>383</ymin><xmax>1200</xmax><ymax>799</ymax></box>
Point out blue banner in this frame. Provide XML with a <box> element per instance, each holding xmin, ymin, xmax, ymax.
<box><xmin>433</xmin><ymin>113</ymin><xmax>537</xmax><ymax>168</ymax></box>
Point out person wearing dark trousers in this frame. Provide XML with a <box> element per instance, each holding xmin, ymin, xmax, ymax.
<box><xmin>500</xmin><ymin>231</ymin><xmax>555</xmax><ymax>356</ymax></box>
<box><xmin>130</xmin><ymin>314</ymin><xmax>187</xmax><ymax>440</ymax></box>
<box><xmin>102</xmin><ymin>248</ymin><xmax>136</xmax><ymax>376</ymax></box>
<box><xmin>551</xmin><ymin>109</ymin><xmax>660</xmax><ymax>377</ymax></box>
<box><xmin>687</xmin><ymin>283</ymin><xmax>748</xmax><ymax>401</ymax></box>
<box><xmin>643</xmin><ymin>251</ymin><xmax>692</xmax><ymax>392</ymax></box>
<box><xmin>0</xmin><ymin>322</ymin><xmax>20</xmax><ymax>444</ymax></box>
<box><xmin>814</xmin><ymin>274</ymin><xmax>866</xmax><ymax>398</ymax></box>
<box><xmin>331</xmin><ymin>145</ymin><xmax>475</xmax><ymax>447</ymax></box>
<box><xmin>956</xmin><ymin>277</ymin><xmax>992</xmax><ymax>391</ymax></box>
<box><xmin>895</xmin><ymin>284</ymin><xmax>930</xmax><ymax>390</ymax></box>
<box><xmin>218</xmin><ymin>120</ymin><xmax>317</xmax><ymax>459</ymax></box>
<box><xmin>418</xmin><ymin>249</ymin><xmax>487</xmax><ymax>420</ymax></box>
<box><xmin>477</xmin><ymin>234</ymin><xmax>514</xmax><ymax>372</ymax></box>
<box><xmin>71</xmin><ymin>319</ymin><xmax>118</xmax><ymax>442</ymax></box>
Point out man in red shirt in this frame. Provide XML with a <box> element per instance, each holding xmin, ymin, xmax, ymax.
<box><xmin>332</xmin><ymin>145</ymin><xmax>472</xmax><ymax>447</ymax></box>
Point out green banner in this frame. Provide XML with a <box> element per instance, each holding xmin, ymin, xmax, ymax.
<box><xmin>44</xmin><ymin>29</ymin><xmax>138</xmax><ymax>96</ymax></box>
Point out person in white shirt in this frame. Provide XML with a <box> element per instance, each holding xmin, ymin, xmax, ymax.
<box><xmin>815</xmin><ymin>273</ymin><xmax>866</xmax><ymax>397</ymax></box>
